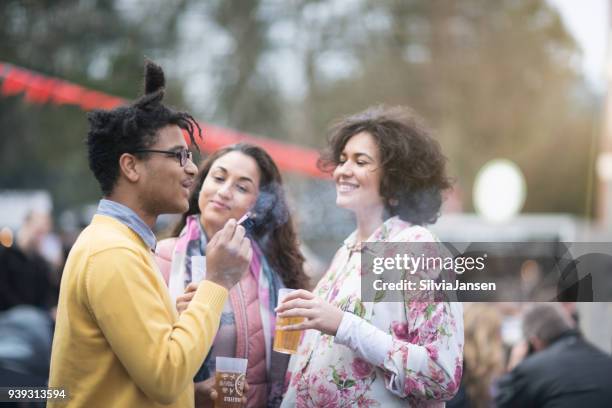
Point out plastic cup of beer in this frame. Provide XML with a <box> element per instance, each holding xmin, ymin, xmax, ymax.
<box><xmin>214</xmin><ymin>357</ymin><xmax>248</xmax><ymax>408</ymax></box>
<box><xmin>273</xmin><ymin>288</ymin><xmax>305</xmax><ymax>354</ymax></box>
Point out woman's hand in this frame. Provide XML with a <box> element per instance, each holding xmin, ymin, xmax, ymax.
<box><xmin>275</xmin><ymin>289</ymin><xmax>344</xmax><ymax>336</ymax></box>
<box><xmin>194</xmin><ymin>376</ymin><xmax>249</xmax><ymax>408</ymax></box>
<box><xmin>176</xmin><ymin>282</ymin><xmax>198</xmax><ymax>314</ymax></box>
<box><xmin>194</xmin><ymin>377</ymin><xmax>215</xmax><ymax>408</ymax></box>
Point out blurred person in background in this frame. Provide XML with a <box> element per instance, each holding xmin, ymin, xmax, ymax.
<box><xmin>277</xmin><ymin>105</ymin><xmax>464</xmax><ymax>406</ymax></box>
<box><xmin>496</xmin><ymin>303</ymin><xmax>612</xmax><ymax>408</ymax></box>
<box><xmin>0</xmin><ymin>210</ymin><xmax>58</xmax><ymax>392</ymax></box>
<box><xmin>156</xmin><ymin>143</ymin><xmax>309</xmax><ymax>408</ymax></box>
<box><xmin>0</xmin><ymin>210</ymin><xmax>58</xmax><ymax>312</ymax></box>
<box><xmin>447</xmin><ymin>303</ymin><xmax>504</xmax><ymax>408</ymax></box>
<box><xmin>48</xmin><ymin>61</ymin><xmax>252</xmax><ymax>408</ymax></box>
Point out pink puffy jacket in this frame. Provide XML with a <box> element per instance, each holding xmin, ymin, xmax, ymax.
<box><xmin>155</xmin><ymin>238</ymin><xmax>268</xmax><ymax>408</ymax></box>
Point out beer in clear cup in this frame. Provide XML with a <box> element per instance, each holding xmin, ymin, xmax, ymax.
<box><xmin>273</xmin><ymin>288</ymin><xmax>304</xmax><ymax>354</ymax></box>
<box><xmin>214</xmin><ymin>357</ymin><xmax>248</xmax><ymax>408</ymax></box>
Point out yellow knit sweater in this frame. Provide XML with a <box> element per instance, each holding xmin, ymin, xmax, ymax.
<box><xmin>48</xmin><ymin>215</ymin><xmax>227</xmax><ymax>407</ymax></box>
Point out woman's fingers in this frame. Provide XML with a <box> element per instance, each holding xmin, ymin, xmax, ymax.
<box><xmin>276</xmin><ymin>296</ymin><xmax>344</xmax><ymax>336</ymax></box>
<box><xmin>206</xmin><ymin>379</ymin><xmax>247</xmax><ymax>403</ymax></box>
<box><xmin>185</xmin><ymin>281</ymin><xmax>199</xmax><ymax>293</ymax></box>
<box><xmin>278</xmin><ymin>307</ymin><xmax>316</xmax><ymax>320</ymax></box>
<box><xmin>280</xmin><ymin>289</ymin><xmax>315</xmax><ymax>304</ymax></box>
<box><xmin>241</xmin><ymin>381</ymin><xmax>249</xmax><ymax>403</ymax></box>
<box><xmin>278</xmin><ymin>319</ymin><xmax>313</xmax><ymax>331</ymax></box>
<box><xmin>176</xmin><ymin>291</ymin><xmax>196</xmax><ymax>314</ymax></box>
<box><xmin>275</xmin><ymin>298</ymin><xmax>314</xmax><ymax>313</ymax></box>
<box><xmin>274</xmin><ymin>298</ymin><xmax>318</xmax><ymax>313</ymax></box>
<box><xmin>194</xmin><ymin>378</ymin><xmax>216</xmax><ymax>407</ymax></box>
<box><xmin>176</xmin><ymin>302</ymin><xmax>188</xmax><ymax>314</ymax></box>
<box><xmin>177</xmin><ymin>291</ymin><xmax>195</xmax><ymax>303</ymax></box>
<box><xmin>176</xmin><ymin>292</ymin><xmax>195</xmax><ymax>311</ymax></box>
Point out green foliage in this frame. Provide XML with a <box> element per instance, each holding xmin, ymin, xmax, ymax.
<box><xmin>0</xmin><ymin>0</ymin><xmax>189</xmax><ymax>211</ymax></box>
<box><xmin>286</xmin><ymin>0</ymin><xmax>596</xmax><ymax>216</ymax></box>
<box><xmin>0</xmin><ymin>0</ymin><xmax>599</xmax><ymax>219</ymax></box>
<box><xmin>329</xmin><ymin>365</ymin><xmax>356</xmax><ymax>390</ymax></box>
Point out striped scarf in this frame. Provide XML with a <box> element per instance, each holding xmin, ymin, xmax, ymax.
<box><xmin>167</xmin><ymin>215</ymin><xmax>283</xmax><ymax>367</ymax></box>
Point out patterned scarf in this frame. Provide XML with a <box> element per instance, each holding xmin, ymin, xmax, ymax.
<box><xmin>167</xmin><ymin>215</ymin><xmax>283</xmax><ymax>366</ymax></box>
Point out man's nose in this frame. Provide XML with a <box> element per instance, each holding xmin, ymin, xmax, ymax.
<box><xmin>185</xmin><ymin>159</ymin><xmax>197</xmax><ymax>176</ymax></box>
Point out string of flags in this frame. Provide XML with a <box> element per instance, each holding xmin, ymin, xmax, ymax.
<box><xmin>0</xmin><ymin>61</ymin><xmax>325</xmax><ymax>178</ymax></box>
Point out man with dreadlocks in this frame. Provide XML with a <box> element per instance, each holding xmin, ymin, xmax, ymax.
<box><xmin>48</xmin><ymin>60</ymin><xmax>252</xmax><ymax>407</ymax></box>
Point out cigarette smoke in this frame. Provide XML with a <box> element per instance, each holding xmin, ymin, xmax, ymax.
<box><xmin>250</xmin><ymin>182</ymin><xmax>290</xmax><ymax>235</ymax></box>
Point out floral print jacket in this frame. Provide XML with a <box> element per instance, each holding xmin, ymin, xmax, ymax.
<box><xmin>281</xmin><ymin>217</ymin><xmax>464</xmax><ymax>407</ymax></box>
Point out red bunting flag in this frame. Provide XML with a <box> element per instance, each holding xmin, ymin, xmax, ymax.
<box><xmin>24</xmin><ymin>76</ymin><xmax>56</xmax><ymax>104</ymax></box>
<box><xmin>0</xmin><ymin>61</ymin><xmax>326</xmax><ymax>178</ymax></box>
<box><xmin>1</xmin><ymin>68</ymin><xmax>31</xmax><ymax>96</ymax></box>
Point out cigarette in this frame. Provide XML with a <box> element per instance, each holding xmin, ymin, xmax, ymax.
<box><xmin>238</xmin><ymin>211</ymin><xmax>252</xmax><ymax>224</ymax></box>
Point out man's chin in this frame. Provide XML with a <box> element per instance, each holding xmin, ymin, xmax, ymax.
<box><xmin>176</xmin><ymin>201</ymin><xmax>190</xmax><ymax>214</ymax></box>
<box><xmin>161</xmin><ymin>201</ymin><xmax>189</xmax><ymax>215</ymax></box>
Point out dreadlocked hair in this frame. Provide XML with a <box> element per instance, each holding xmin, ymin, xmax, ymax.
<box><xmin>87</xmin><ymin>59</ymin><xmax>202</xmax><ymax>195</ymax></box>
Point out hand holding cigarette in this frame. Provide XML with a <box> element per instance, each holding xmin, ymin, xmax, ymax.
<box><xmin>238</xmin><ymin>211</ymin><xmax>256</xmax><ymax>232</ymax></box>
<box><xmin>205</xmin><ymin>218</ymin><xmax>252</xmax><ymax>290</ymax></box>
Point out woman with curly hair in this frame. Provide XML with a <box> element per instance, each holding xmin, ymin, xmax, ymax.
<box><xmin>277</xmin><ymin>105</ymin><xmax>464</xmax><ymax>407</ymax></box>
<box><xmin>156</xmin><ymin>143</ymin><xmax>309</xmax><ymax>407</ymax></box>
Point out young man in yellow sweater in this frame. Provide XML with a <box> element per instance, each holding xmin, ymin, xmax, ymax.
<box><xmin>48</xmin><ymin>61</ymin><xmax>252</xmax><ymax>407</ymax></box>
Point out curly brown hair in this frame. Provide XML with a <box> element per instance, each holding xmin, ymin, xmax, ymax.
<box><xmin>318</xmin><ymin>105</ymin><xmax>451</xmax><ymax>225</ymax></box>
<box><xmin>171</xmin><ymin>143</ymin><xmax>308</xmax><ymax>290</ymax></box>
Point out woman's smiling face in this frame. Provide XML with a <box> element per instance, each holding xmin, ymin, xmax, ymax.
<box><xmin>198</xmin><ymin>151</ymin><xmax>261</xmax><ymax>236</ymax></box>
<box><xmin>333</xmin><ymin>131</ymin><xmax>384</xmax><ymax>215</ymax></box>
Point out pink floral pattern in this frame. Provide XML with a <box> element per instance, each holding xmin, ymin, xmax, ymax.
<box><xmin>352</xmin><ymin>358</ymin><xmax>374</xmax><ymax>379</ymax></box>
<box><xmin>281</xmin><ymin>217</ymin><xmax>464</xmax><ymax>407</ymax></box>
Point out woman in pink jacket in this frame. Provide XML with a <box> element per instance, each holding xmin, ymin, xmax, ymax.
<box><xmin>155</xmin><ymin>143</ymin><xmax>309</xmax><ymax>407</ymax></box>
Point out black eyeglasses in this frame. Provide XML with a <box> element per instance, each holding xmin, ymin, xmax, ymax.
<box><xmin>133</xmin><ymin>149</ymin><xmax>193</xmax><ymax>167</ymax></box>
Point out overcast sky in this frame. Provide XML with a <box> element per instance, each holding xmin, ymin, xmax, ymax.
<box><xmin>548</xmin><ymin>0</ymin><xmax>609</xmax><ymax>91</ymax></box>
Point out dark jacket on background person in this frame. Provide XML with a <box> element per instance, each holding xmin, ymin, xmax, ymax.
<box><xmin>0</xmin><ymin>245</ymin><xmax>55</xmax><ymax>312</ymax></box>
<box><xmin>496</xmin><ymin>330</ymin><xmax>612</xmax><ymax>408</ymax></box>
<box><xmin>0</xmin><ymin>246</ymin><xmax>55</xmax><ymax>402</ymax></box>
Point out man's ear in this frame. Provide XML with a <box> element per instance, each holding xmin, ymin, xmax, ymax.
<box><xmin>118</xmin><ymin>153</ymin><xmax>142</xmax><ymax>183</ymax></box>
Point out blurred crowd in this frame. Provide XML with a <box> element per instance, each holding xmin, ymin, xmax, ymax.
<box><xmin>0</xmin><ymin>214</ymin><xmax>57</xmax><ymax>364</ymax></box>
<box><xmin>2</xmin><ymin>210</ymin><xmax>612</xmax><ymax>407</ymax></box>
<box><xmin>0</xmin><ymin>210</ymin><xmax>74</xmax><ymax>407</ymax></box>
<box><xmin>447</xmin><ymin>302</ymin><xmax>612</xmax><ymax>408</ymax></box>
